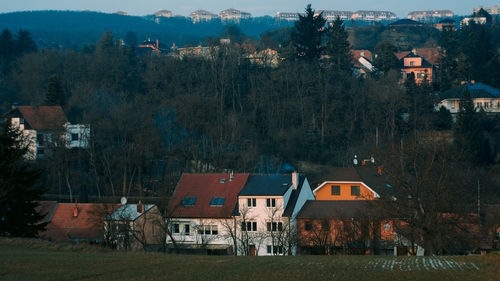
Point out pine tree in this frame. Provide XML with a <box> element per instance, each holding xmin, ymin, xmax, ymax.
<box><xmin>0</xmin><ymin>121</ymin><xmax>47</xmax><ymax>237</ymax></box>
<box><xmin>326</xmin><ymin>17</ymin><xmax>353</xmax><ymax>73</ymax></box>
<box><xmin>0</xmin><ymin>29</ymin><xmax>14</xmax><ymax>75</ymax></box>
<box><xmin>14</xmin><ymin>29</ymin><xmax>37</xmax><ymax>56</ymax></box>
<box><xmin>45</xmin><ymin>75</ymin><xmax>65</xmax><ymax>106</ymax></box>
<box><xmin>438</xmin><ymin>28</ymin><xmax>460</xmax><ymax>91</ymax></box>
<box><xmin>453</xmin><ymin>89</ymin><xmax>486</xmax><ymax>165</ymax></box>
<box><xmin>373</xmin><ymin>41</ymin><xmax>400</xmax><ymax>75</ymax></box>
<box><xmin>291</xmin><ymin>4</ymin><xmax>326</xmax><ymax>60</ymax></box>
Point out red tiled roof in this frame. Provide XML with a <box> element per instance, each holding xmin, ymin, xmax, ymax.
<box><xmin>16</xmin><ymin>106</ymin><xmax>68</xmax><ymax>130</ymax></box>
<box><xmin>39</xmin><ymin>203</ymin><xmax>118</xmax><ymax>242</ymax></box>
<box><xmin>169</xmin><ymin>173</ymin><xmax>249</xmax><ymax>218</ymax></box>
<box><xmin>352</xmin><ymin>50</ymin><xmax>372</xmax><ymax>61</ymax></box>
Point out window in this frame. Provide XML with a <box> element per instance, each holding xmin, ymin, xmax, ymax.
<box><xmin>37</xmin><ymin>134</ymin><xmax>44</xmax><ymax>146</ymax></box>
<box><xmin>210</xmin><ymin>197</ymin><xmax>225</xmax><ymax>206</ymax></box>
<box><xmin>267</xmin><ymin>245</ymin><xmax>283</xmax><ymax>255</ymax></box>
<box><xmin>266</xmin><ymin>198</ymin><xmax>276</xmax><ymax>207</ymax></box>
<box><xmin>152</xmin><ymin>222</ymin><xmax>158</xmax><ymax>236</ymax></box>
<box><xmin>267</xmin><ymin>222</ymin><xmax>283</xmax><ymax>232</ymax></box>
<box><xmin>409</xmin><ymin>61</ymin><xmax>414</xmax><ymax>66</ymax></box>
<box><xmin>184</xmin><ymin>224</ymin><xmax>190</xmax><ymax>235</ymax></box>
<box><xmin>321</xmin><ymin>220</ymin><xmax>330</xmax><ymax>230</ymax></box>
<box><xmin>181</xmin><ymin>197</ymin><xmax>197</xmax><ymax>206</ymax></box>
<box><xmin>242</xmin><ymin>221</ymin><xmax>257</xmax><ymax>232</ymax></box>
<box><xmin>416</xmin><ymin>72</ymin><xmax>424</xmax><ymax>79</ymax></box>
<box><xmin>305</xmin><ymin>221</ymin><xmax>312</xmax><ymax>231</ymax></box>
<box><xmin>331</xmin><ymin>185</ymin><xmax>340</xmax><ymax>195</ymax></box>
<box><xmin>172</xmin><ymin>223</ymin><xmax>180</xmax><ymax>234</ymax></box>
<box><xmin>198</xmin><ymin>225</ymin><xmax>218</xmax><ymax>235</ymax></box>
<box><xmin>351</xmin><ymin>186</ymin><xmax>360</xmax><ymax>196</ymax></box>
<box><xmin>71</xmin><ymin>133</ymin><xmax>79</xmax><ymax>141</ymax></box>
<box><xmin>384</xmin><ymin>223</ymin><xmax>391</xmax><ymax>231</ymax></box>
<box><xmin>247</xmin><ymin>198</ymin><xmax>256</xmax><ymax>207</ymax></box>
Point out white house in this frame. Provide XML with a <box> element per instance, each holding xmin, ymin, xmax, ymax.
<box><xmin>437</xmin><ymin>82</ymin><xmax>500</xmax><ymax>115</ymax></box>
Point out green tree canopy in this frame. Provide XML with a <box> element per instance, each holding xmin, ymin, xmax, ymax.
<box><xmin>326</xmin><ymin>17</ymin><xmax>353</xmax><ymax>73</ymax></box>
<box><xmin>373</xmin><ymin>41</ymin><xmax>400</xmax><ymax>75</ymax></box>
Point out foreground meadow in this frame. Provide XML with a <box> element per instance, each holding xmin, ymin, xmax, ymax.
<box><xmin>0</xmin><ymin>239</ymin><xmax>498</xmax><ymax>281</ymax></box>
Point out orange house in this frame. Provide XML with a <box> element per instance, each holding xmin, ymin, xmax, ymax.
<box><xmin>398</xmin><ymin>50</ymin><xmax>436</xmax><ymax>84</ymax></box>
<box><xmin>313</xmin><ymin>166</ymin><xmax>388</xmax><ymax>201</ymax></box>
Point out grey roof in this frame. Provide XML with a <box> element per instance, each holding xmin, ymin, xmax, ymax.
<box><xmin>282</xmin><ymin>176</ymin><xmax>307</xmax><ymax>217</ymax></box>
<box><xmin>238</xmin><ymin>175</ymin><xmax>292</xmax><ymax>196</ymax></box>
<box><xmin>296</xmin><ymin>200</ymin><xmax>374</xmax><ymax>219</ymax></box>
<box><xmin>107</xmin><ymin>204</ymin><xmax>154</xmax><ymax>221</ymax></box>
<box><xmin>440</xmin><ymin>82</ymin><xmax>500</xmax><ymax>100</ymax></box>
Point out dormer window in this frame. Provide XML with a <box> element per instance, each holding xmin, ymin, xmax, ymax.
<box><xmin>181</xmin><ymin>197</ymin><xmax>197</xmax><ymax>206</ymax></box>
<box><xmin>409</xmin><ymin>61</ymin><xmax>414</xmax><ymax>66</ymax></box>
<box><xmin>210</xmin><ymin>197</ymin><xmax>225</xmax><ymax>206</ymax></box>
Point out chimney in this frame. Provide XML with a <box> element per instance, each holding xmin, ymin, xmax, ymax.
<box><xmin>360</xmin><ymin>51</ymin><xmax>364</xmax><ymax>57</ymax></box>
<box><xmin>137</xmin><ymin>201</ymin><xmax>143</xmax><ymax>213</ymax></box>
<box><xmin>412</xmin><ymin>48</ymin><xmax>417</xmax><ymax>55</ymax></box>
<box><xmin>470</xmin><ymin>80</ymin><xmax>475</xmax><ymax>84</ymax></box>
<box><xmin>292</xmin><ymin>171</ymin><xmax>299</xmax><ymax>189</ymax></box>
<box><xmin>156</xmin><ymin>39</ymin><xmax>159</xmax><ymax>49</ymax></box>
<box><xmin>73</xmin><ymin>199</ymin><xmax>78</xmax><ymax>217</ymax></box>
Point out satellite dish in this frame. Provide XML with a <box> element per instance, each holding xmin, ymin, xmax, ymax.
<box><xmin>120</xmin><ymin>197</ymin><xmax>127</xmax><ymax>205</ymax></box>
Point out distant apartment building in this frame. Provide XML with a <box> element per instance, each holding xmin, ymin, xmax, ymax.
<box><xmin>474</xmin><ymin>6</ymin><xmax>499</xmax><ymax>15</ymax></box>
<box><xmin>154</xmin><ymin>10</ymin><xmax>173</xmax><ymax>18</ymax></box>
<box><xmin>189</xmin><ymin>10</ymin><xmax>218</xmax><ymax>23</ymax></box>
<box><xmin>352</xmin><ymin>10</ymin><xmax>396</xmax><ymax>21</ymax></box>
<box><xmin>275</xmin><ymin>12</ymin><xmax>302</xmax><ymax>22</ymax></box>
<box><xmin>407</xmin><ymin>10</ymin><xmax>454</xmax><ymax>22</ymax></box>
<box><xmin>219</xmin><ymin>8</ymin><xmax>251</xmax><ymax>22</ymax></box>
<box><xmin>315</xmin><ymin>10</ymin><xmax>354</xmax><ymax>22</ymax></box>
<box><xmin>460</xmin><ymin>17</ymin><xmax>487</xmax><ymax>27</ymax></box>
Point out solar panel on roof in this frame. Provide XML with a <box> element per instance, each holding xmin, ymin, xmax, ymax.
<box><xmin>210</xmin><ymin>197</ymin><xmax>225</xmax><ymax>206</ymax></box>
<box><xmin>182</xmin><ymin>197</ymin><xmax>197</xmax><ymax>206</ymax></box>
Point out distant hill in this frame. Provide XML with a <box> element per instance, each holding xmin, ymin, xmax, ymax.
<box><xmin>0</xmin><ymin>10</ymin><xmax>292</xmax><ymax>49</ymax></box>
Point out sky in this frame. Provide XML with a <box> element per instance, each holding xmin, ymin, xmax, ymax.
<box><xmin>0</xmin><ymin>0</ymin><xmax>498</xmax><ymax>18</ymax></box>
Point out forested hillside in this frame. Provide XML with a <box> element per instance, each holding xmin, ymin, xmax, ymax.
<box><xmin>0</xmin><ymin>8</ymin><xmax>498</xmax><ymax>204</ymax></box>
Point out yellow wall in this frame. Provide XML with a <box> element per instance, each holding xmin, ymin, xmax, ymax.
<box><xmin>315</xmin><ymin>182</ymin><xmax>375</xmax><ymax>200</ymax></box>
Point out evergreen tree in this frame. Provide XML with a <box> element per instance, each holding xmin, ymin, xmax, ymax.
<box><xmin>373</xmin><ymin>41</ymin><xmax>400</xmax><ymax>75</ymax></box>
<box><xmin>14</xmin><ymin>29</ymin><xmax>37</xmax><ymax>56</ymax></box>
<box><xmin>438</xmin><ymin>28</ymin><xmax>460</xmax><ymax>91</ymax></box>
<box><xmin>45</xmin><ymin>75</ymin><xmax>65</xmax><ymax>106</ymax></box>
<box><xmin>326</xmin><ymin>17</ymin><xmax>353</xmax><ymax>73</ymax></box>
<box><xmin>0</xmin><ymin>121</ymin><xmax>47</xmax><ymax>237</ymax></box>
<box><xmin>433</xmin><ymin>106</ymin><xmax>453</xmax><ymax>131</ymax></box>
<box><xmin>290</xmin><ymin>4</ymin><xmax>326</xmax><ymax>60</ymax></box>
<box><xmin>460</xmin><ymin>22</ymin><xmax>495</xmax><ymax>84</ymax></box>
<box><xmin>453</xmin><ymin>89</ymin><xmax>486</xmax><ymax>165</ymax></box>
<box><xmin>124</xmin><ymin>31</ymin><xmax>137</xmax><ymax>48</ymax></box>
<box><xmin>0</xmin><ymin>29</ymin><xmax>14</xmax><ymax>75</ymax></box>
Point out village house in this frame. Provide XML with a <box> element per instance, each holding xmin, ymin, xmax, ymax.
<box><xmin>8</xmin><ymin>105</ymin><xmax>90</xmax><ymax>159</ymax></box>
<box><xmin>167</xmin><ymin>173</ymin><xmax>249</xmax><ymax>255</ymax></box>
<box><xmin>352</xmin><ymin>50</ymin><xmax>374</xmax><ymax>76</ymax></box>
<box><xmin>105</xmin><ymin>202</ymin><xmax>162</xmax><ymax>251</ymax></box>
<box><xmin>437</xmin><ymin>81</ymin><xmax>500</xmax><ymax>115</ymax></box>
<box><xmin>397</xmin><ymin>49</ymin><xmax>436</xmax><ymax>84</ymax></box>
<box><xmin>37</xmin><ymin>202</ymin><xmax>117</xmax><ymax>243</ymax></box>
<box><xmin>236</xmin><ymin>172</ymin><xmax>314</xmax><ymax>256</ymax></box>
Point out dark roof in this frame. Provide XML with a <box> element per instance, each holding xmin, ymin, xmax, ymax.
<box><xmin>296</xmin><ymin>200</ymin><xmax>373</xmax><ymax>219</ymax></box>
<box><xmin>169</xmin><ymin>173</ymin><xmax>249</xmax><ymax>218</ymax></box>
<box><xmin>35</xmin><ymin>201</ymin><xmax>58</xmax><ymax>223</ymax></box>
<box><xmin>282</xmin><ymin>176</ymin><xmax>307</xmax><ymax>217</ymax></box>
<box><xmin>389</xmin><ymin>19</ymin><xmax>423</xmax><ymax>26</ymax></box>
<box><xmin>440</xmin><ymin>82</ymin><xmax>500</xmax><ymax>100</ymax></box>
<box><xmin>12</xmin><ymin>106</ymin><xmax>68</xmax><ymax>130</ymax></box>
<box><xmin>400</xmin><ymin>52</ymin><xmax>434</xmax><ymax>68</ymax></box>
<box><xmin>238</xmin><ymin>175</ymin><xmax>292</xmax><ymax>196</ymax></box>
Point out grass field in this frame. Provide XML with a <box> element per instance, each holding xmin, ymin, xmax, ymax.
<box><xmin>0</xmin><ymin>238</ymin><xmax>498</xmax><ymax>281</ymax></box>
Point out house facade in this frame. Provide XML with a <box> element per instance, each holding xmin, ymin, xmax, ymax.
<box><xmin>236</xmin><ymin>172</ymin><xmax>314</xmax><ymax>256</ymax></box>
<box><xmin>189</xmin><ymin>10</ymin><xmax>218</xmax><ymax>23</ymax></box>
<box><xmin>8</xmin><ymin>105</ymin><xmax>89</xmax><ymax>159</ymax></box>
<box><xmin>105</xmin><ymin>203</ymin><xmax>162</xmax><ymax>251</ymax></box>
<box><xmin>219</xmin><ymin>8</ymin><xmax>251</xmax><ymax>22</ymax></box>
<box><xmin>398</xmin><ymin>50</ymin><xmax>435</xmax><ymax>84</ymax></box>
<box><xmin>437</xmin><ymin>82</ymin><xmax>500</xmax><ymax>115</ymax></box>
<box><xmin>167</xmin><ymin>173</ymin><xmax>249</xmax><ymax>255</ymax></box>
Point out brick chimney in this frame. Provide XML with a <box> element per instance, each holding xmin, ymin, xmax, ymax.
<box><xmin>137</xmin><ymin>201</ymin><xmax>143</xmax><ymax>213</ymax></box>
<box><xmin>292</xmin><ymin>171</ymin><xmax>299</xmax><ymax>190</ymax></box>
<box><xmin>73</xmin><ymin>199</ymin><xmax>78</xmax><ymax>217</ymax></box>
